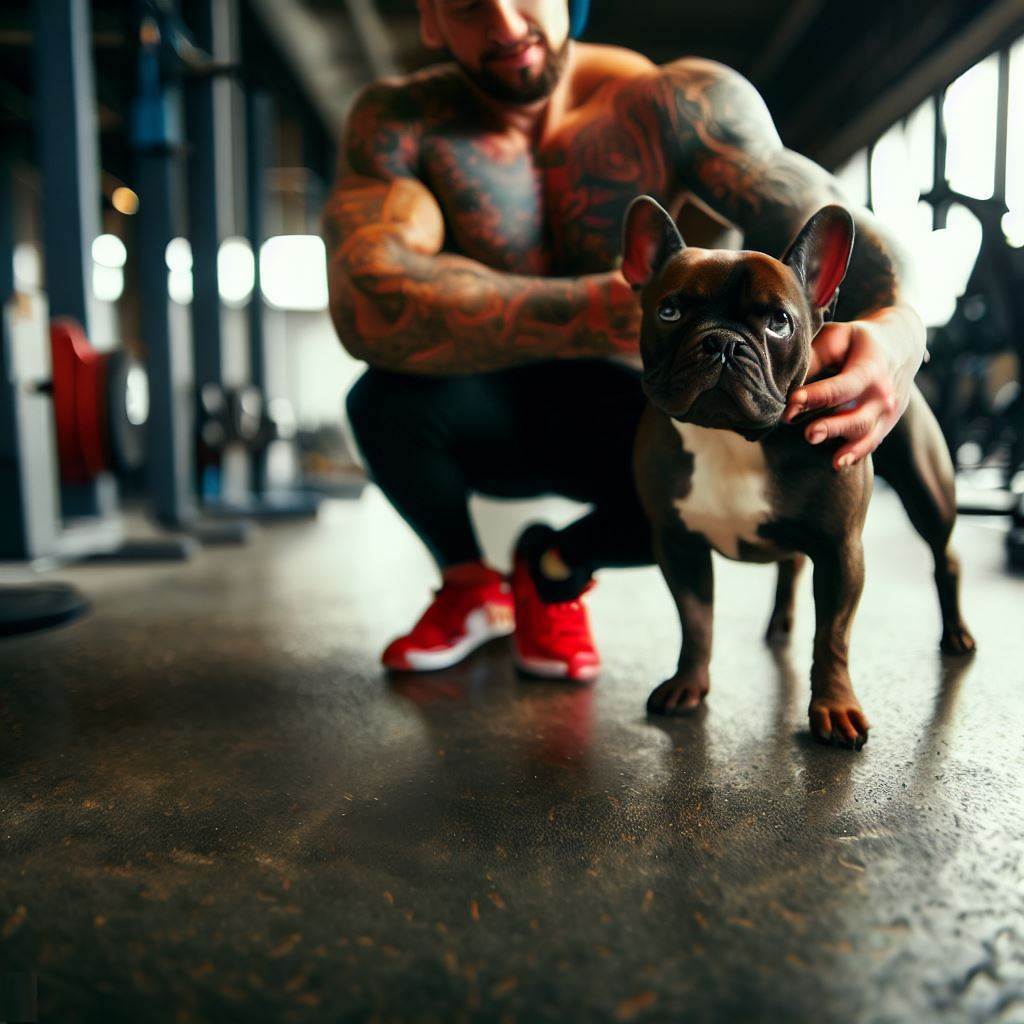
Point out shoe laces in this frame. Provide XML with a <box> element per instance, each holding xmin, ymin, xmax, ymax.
<box><xmin>531</xmin><ymin>592</ymin><xmax>592</xmax><ymax>642</ymax></box>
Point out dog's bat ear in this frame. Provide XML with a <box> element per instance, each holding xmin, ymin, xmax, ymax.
<box><xmin>782</xmin><ymin>205</ymin><xmax>855</xmax><ymax>310</ymax></box>
<box><xmin>621</xmin><ymin>195</ymin><xmax>685</xmax><ymax>290</ymax></box>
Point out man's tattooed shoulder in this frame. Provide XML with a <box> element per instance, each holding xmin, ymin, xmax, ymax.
<box><xmin>343</xmin><ymin>65</ymin><xmax>470</xmax><ymax>178</ymax></box>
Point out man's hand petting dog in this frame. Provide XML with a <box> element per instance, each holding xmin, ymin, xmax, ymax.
<box><xmin>783</xmin><ymin>304</ymin><xmax>926</xmax><ymax>470</ymax></box>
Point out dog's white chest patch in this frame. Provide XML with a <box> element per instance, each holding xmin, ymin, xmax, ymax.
<box><xmin>670</xmin><ymin>421</ymin><xmax>773</xmax><ymax>559</ymax></box>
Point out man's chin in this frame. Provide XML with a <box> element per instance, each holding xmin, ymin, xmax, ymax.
<box><xmin>457</xmin><ymin>39</ymin><xmax>569</xmax><ymax>105</ymax></box>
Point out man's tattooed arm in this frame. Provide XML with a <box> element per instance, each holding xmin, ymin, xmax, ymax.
<box><xmin>323</xmin><ymin>81</ymin><xmax>638</xmax><ymax>375</ymax></box>
<box><xmin>623</xmin><ymin>58</ymin><xmax>926</xmax><ymax>464</ymax></box>
<box><xmin>630</xmin><ymin>57</ymin><xmax>921</xmax><ymax>319</ymax></box>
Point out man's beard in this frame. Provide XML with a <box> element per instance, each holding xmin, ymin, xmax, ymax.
<box><xmin>454</xmin><ymin>32</ymin><xmax>570</xmax><ymax>105</ymax></box>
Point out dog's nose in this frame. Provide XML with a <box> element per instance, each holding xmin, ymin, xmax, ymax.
<box><xmin>702</xmin><ymin>334</ymin><xmax>736</xmax><ymax>362</ymax></box>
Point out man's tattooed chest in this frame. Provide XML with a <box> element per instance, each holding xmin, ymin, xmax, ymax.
<box><xmin>419</xmin><ymin>114</ymin><xmax>666</xmax><ymax>276</ymax></box>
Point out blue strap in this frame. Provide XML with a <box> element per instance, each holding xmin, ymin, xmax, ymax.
<box><xmin>569</xmin><ymin>0</ymin><xmax>591</xmax><ymax>38</ymax></box>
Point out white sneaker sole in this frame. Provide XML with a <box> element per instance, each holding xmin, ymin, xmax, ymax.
<box><xmin>401</xmin><ymin>607</ymin><xmax>514</xmax><ymax>672</ymax></box>
<box><xmin>513</xmin><ymin>648</ymin><xmax>601</xmax><ymax>682</ymax></box>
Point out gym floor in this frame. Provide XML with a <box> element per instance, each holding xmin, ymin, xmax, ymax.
<box><xmin>1</xmin><ymin>485</ymin><xmax>1022</xmax><ymax>1023</ymax></box>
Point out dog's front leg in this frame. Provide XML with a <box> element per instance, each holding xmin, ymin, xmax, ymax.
<box><xmin>647</xmin><ymin>526</ymin><xmax>714</xmax><ymax>716</ymax></box>
<box><xmin>808</xmin><ymin>538</ymin><xmax>870</xmax><ymax>749</ymax></box>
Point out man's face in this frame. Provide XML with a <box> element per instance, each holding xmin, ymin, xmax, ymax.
<box><xmin>418</xmin><ymin>0</ymin><xmax>571</xmax><ymax>105</ymax></box>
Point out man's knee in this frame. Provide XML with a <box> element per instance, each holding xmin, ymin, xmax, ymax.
<box><xmin>345</xmin><ymin>367</ymin><xmax>460</xmax><ymax>458</ymax></box>
<box><xmin>345</xmin><ymin>369</ymin><xmax>382</xmax><ymax>444</ymax></box>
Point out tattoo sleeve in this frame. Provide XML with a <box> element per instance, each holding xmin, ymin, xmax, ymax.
<box><xmin>639</xmin><ymin>58</ymin><xmax>922</xmax><ymax>320</ymax></box>
<box><xmin>323</xmin><ymin>81</ymin><xmax>638</xmax><ymax>375</ymax></box>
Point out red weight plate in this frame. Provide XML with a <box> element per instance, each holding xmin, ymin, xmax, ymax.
<box><xmin>50</xmin><ymin>318</ymin><xmax>112</xmax><ymax>482</ymax></box>
<box><xmin>50</xmin><ymin>318</ymin><xmax>88</xmax><ymax>483</ymax></box>
<box><xmin>76</xmin><ymin>348</ymin><xmax>109</xmax><ymax>476</ymax></box>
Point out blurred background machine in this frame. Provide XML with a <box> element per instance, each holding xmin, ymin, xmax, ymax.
<box><xmin>1</xmin><ymin>0</ymin><xmax>1023</xmax><ymax>637</ymax></box>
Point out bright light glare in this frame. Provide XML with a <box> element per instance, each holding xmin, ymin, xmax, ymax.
<box><xmin>1003</xmin><ymin>210</ymin><xmax>1024</xmax><ymax>248</ymax></box>
<box><xmin>125</xmin><ymin>364</ymin><xmax>149</xmax><ymax>426</ymax></box>
<box><xmin>834</xmin><ymin>149</ymin><xmax>869</xmax><ymax>207</ymax></box>
<box><xmin>943</xmin><ymin>54</ymin><xmax>998</xmax><ymax>199</ymax></box>
<box><xmin>259</xmin><ymin>235</ymin><xmax>329</xmax><ymax>311</ymax></box>
<box><xmin>12</xmin><ymin>243</ymin><xmax>41</xmax><ymax>291</ymax></box>
<box><xmin>92</xmin><ymin>233</ymin><xmax>127</xmax><ymax>269</ymax></box>
<box><xmin>911</xmin><ymin>204</ymin><xmax>983</xmax><ymax>326</ymax></box>
<box><xmin>93</xmin><ymin>265</ymin><xmax>125</xmax><ymax>303</ymax></box>
<box><xmin>168</xmin><ymin>269</ymin><xmax>194</xmax><ymax>305</ymax></box>
<box><xmin>165</xmin><ymin>237</ymin><xmax>193</xmax><ymax>272</ymax></box>
<box><xmin>218</xmin><ymin>237</ymin><xmax>255</xmax><ymax>307</ymax></box>
<box><xmin>904</xmin><ymin>98</ymin><xmax>935</xmax><ymax>197</ymax></box>
<box><xmin>111</xmin><ymin>186</ymin><xmax>140</xmax><ymax>215</ymax></box>
<box><xmin>871</xmin><ymin>124</ymin><xmax>919</xmax><ymax>236</ymax></box>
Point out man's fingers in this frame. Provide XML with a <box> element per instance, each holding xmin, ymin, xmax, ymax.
<box><xmin>803</xmin><ymin>397</ymin><xmax>888</xmax><ymax>447</ymax></box>
<box><xmin>833</xmin><ymin>422</ymin><xmax>887</xmax><ymax>468</ymax></box>
<box><xmin>790</xmin><ymin>356</ymin><xmax>889</xmax><ymax>416</ymax></box>
<box><xmin>804</xmin><ymin>322</ymin><xmax>852</xmax><ymax>381</ymax></box>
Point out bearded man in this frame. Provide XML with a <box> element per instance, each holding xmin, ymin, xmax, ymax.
<box><xmin>323</xmin><ymin>0</ymin><xmax>924</xmax><ymax>680</ymax></box>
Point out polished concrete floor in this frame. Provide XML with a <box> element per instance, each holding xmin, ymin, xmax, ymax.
<box><xmin>1</xmin><ymin>486</ymin><xmax>1022</xmax><ymax>1023</ymax></box>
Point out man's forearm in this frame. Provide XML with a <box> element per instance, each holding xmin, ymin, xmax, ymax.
<box><xmin>329</xmin><ymin>225</ymin><xmax>638</xmax><ymax>375</ymax></box>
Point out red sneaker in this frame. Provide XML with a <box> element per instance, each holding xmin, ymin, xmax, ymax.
<box><xmin>511</xmin><ymin>554</ymin><xmax>600</xmax><ymax>682</ymax></box>
<box><xmin>382</xmin><ymin>565</ymin><xmax>514</xmax><ymax>672</ymax></box>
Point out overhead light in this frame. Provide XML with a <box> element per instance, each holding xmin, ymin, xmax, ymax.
<box><xmin>111</xmin><ymin>186</ymin><xmax>140</xmax><ymax>216</ymax></box>
<box><xmin>92</xmin><ymin>233</ymin><xmax>127</xmax><ymax>269</ymax></box>
<box><xmin>93</xmin><ymin>265</ymin><xmax>124</xmax><ymax>303</ymax></box>
<box><xmin>218</xmin><ymin>237</ymin><xmax>255</xmax><ymax>307</ymax></box>
<box><xmin>165</xmin><ymin>237</ymin><xmax>193</xmax><ymax>272</ymax></box>
<box><xmin>259</xmin><ymin>235</ymin><xmax>329</xmax><ymax>311</ymax></box>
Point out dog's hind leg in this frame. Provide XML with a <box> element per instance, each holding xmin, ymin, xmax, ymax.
<box><xmin>873</xmin><ymin>387</ymin><xmax>976</xmax><ymax>656</ymax></box>
<box><xmin>765</xmin><ymin>554</ymin><xmax>806</xmax><ymax>645</ymax></box>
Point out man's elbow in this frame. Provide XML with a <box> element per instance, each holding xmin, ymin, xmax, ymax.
<box><xmin>328</xmin><ymin>291</ymin><xmax>375</xmax><ymax>364</ymax></box>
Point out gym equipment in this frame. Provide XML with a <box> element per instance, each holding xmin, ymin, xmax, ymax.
<box><xmin>0</xmin><ymin>583</ymin><xmax>89</xmax><ymax>638</ymax></box>
<box><xmin>50</xmin><ymin>318</ymin><xmax>146</xmax><ymax>484</ymax></box>
<box><xmin>913</xmin><ymin>65</ymin><xmax>1024</xmax><ymax>573</ymax></box>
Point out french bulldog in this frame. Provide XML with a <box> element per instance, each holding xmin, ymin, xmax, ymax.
<box><xmin>622</xmin><ymin>196</ymin><xmax>975</xmax><ymax>749</ymax></box>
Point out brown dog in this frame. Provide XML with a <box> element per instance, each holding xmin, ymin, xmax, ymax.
<box><xmin>622</xmin><ymin>196</ymin><xmax>975</xmax><ymax>749</ymax></box>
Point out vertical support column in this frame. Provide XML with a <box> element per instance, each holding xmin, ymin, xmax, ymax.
<box><xmin>0</xmin><ymin>152</ymin><xmax>62</xmax><ymax>560</ymax></box>
<box><xmin>33</xmin><ymin>0</ymin><xmax>120</xmax><ymax>522</ymax></box>
<box><xmin>133</xmin><ymin>5</ymin><xmax>197</xmax><ymax>529</ymax></box>
<box><xmin>246</xmin><ymin>87</ymin><xmax>272</xmax><ymax>493</ymax></box>
<box><xmin>932</xmin><ymin>90</ymin><xmax>948</xmax><ymax>230</ymax></box>
<box><xmin>32</xmin><ymin>0</ymin><xmax>101</xmax><ymax>337</ymax></box>
<box><xmin>186</xmin><ymin>0</ymin><xmax>251</xmax><ymax>506</ymax></box>
<box><xmin>187</xmin><ymin>0</ymin><xmax>232</xmax><ymax>389</ymax></box>
<box><xmin>994</xmin><ymin>47</ymin><xmax>1010</xmax><ymax>206</ymax></box>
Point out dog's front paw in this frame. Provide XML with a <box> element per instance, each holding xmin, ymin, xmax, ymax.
<box><xmin>646</xmin><ymin>671</ymin><xmax>709</xmax><ymax>716</ymax></box>
<box><xmin>940</xmin><ymin>624</ymin><xmax>976</xmax><ymax>657</ymax></box>
<box><xmin>809</xmin><ymin>696</ymin><xmax>869</xmax><ymax>750</ymax></box>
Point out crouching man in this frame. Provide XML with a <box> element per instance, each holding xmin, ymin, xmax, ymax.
<box><xmin>323</xmin><ymin>0</ymin><xmax>925</xmax><ymax>679</ymax></box>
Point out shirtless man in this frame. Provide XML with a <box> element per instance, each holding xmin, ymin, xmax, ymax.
<box><xmin>323</xmin><ymin>0</ymin><xmax>925</xmax><ymax>681</ymax></box>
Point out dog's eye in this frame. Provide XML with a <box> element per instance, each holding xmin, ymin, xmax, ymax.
<box><xmin>766</xmin><ymin>310</ymin><xmax>793</xmax><ymax>337</ymax></box>
<box><xmin>657</xmin><ymin>300</ymin><xmax>681</xmax><ymax>323</ymax></box>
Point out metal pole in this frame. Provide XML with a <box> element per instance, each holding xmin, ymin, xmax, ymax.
<box><xmin>32</xmin><ymin>0</ymin><xmax>101</xmax><ymax>337</ymax></box>
<box><xmin>245</xmin><ymin>87</ymin><xmax>271</xmax><ymax>493</ymax></box>
<box><xmin>33</xmin><ymin>0</ymin><xmax>123</xmax><ymax>522</ymax></box>
<box><xmin>133</xmin><ymin>3</ymin><xmax>198</xmax><ymax>528</ymax></box>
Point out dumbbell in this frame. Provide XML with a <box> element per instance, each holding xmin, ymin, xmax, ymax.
<box><xmin>197</xmin><ymin>382</ymin><xmax>263</xmax><ymax>455</ymax></box>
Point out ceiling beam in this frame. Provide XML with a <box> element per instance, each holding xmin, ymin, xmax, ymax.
<box><xmin>748</xmin><ymin>0</ymin><xmax>827</xmax><ymax>86</ymax></box>
<box><xmin>812</xmin><ymin>0</ymin><xmax>1024</xmax><ymax>167</ymax></box>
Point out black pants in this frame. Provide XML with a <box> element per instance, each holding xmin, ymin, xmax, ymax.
<box><xmin>346</xmin><ymin>359</ymin><xmax>653</xmax><ymax>575</ymax></box>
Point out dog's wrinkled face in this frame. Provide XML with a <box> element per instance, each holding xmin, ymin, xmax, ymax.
<box><xmin>621</xmin><ymin>197</ymin><xmax>855</xmax><ymax>439</ymax></box>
